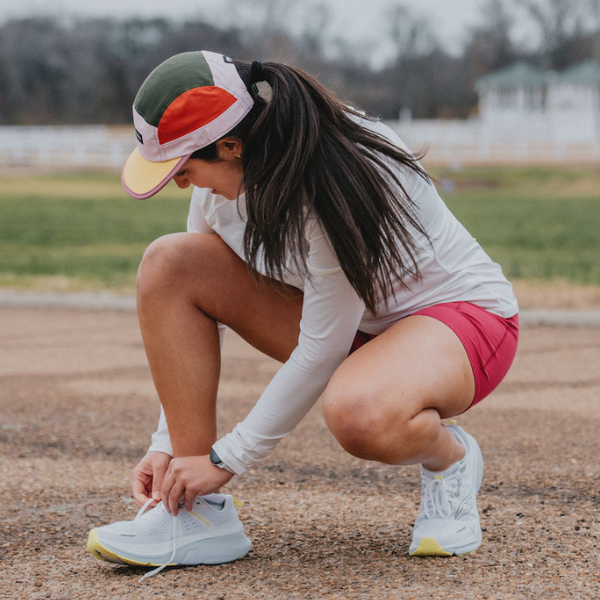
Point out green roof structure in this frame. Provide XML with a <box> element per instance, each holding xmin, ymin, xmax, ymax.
<box><xmin>477</xmin><ymin>60</ymin><xmax>600</xmax><ymax>91</ymax></box>
<box><xmin>476</xmin><ymin>62</ymin><xmax>547</xmax><ymax>91</ymax></box>
<box><xmin>558</xmin><ymin>59</ymin><xmax>600</xmax><ymax>86</ymax></box>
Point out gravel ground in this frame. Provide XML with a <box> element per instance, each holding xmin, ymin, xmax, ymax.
<box><xmin>1</xmin><ymin>305</ymin><xmax>600</xmax><ymax>599</ymax></box>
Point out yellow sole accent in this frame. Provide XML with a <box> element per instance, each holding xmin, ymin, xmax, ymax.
<box><xmin>87</xmin><ymin>529</ymin><xmax>176</xmax><ymax>567</ymax></box>
<box><xmin>410</xmin><ymin>538</ymin><xmax>453</xmax><ymax>557</ymax></box>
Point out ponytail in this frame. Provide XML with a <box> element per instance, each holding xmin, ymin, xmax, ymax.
<box><xmin>223</xmin><ymin>60</ymin><xmax>429</xmax><ymax>313</ymax></box>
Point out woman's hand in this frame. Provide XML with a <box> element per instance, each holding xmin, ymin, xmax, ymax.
<box><xmin>131</xmin><ymin>451</ymin><xmax>172</xmax><ymax>508</ymax></box>
<box><xmin>162</xmin><ymin>454</ymin><xmax>234</xmax><ymax>515</ymax></box>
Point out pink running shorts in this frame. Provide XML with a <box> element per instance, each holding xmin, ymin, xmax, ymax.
<box><xmin>350</xmin><ymin>301</ymin><xmax>519</xmax><ymax>409</ymax></box>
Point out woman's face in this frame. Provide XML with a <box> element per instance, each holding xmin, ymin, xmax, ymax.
<box><xmin>172</xmin><ymin>138</ymin><xmax>244</xmax><ymax>200</ymax></box>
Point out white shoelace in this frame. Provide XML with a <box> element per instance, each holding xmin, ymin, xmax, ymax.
<box><xmin>137</xmin><ymin>499</ymin><xmax>178</xmax><ymax>583</ymax></box>
<box><xmin>422</xmin><ymin>472</ymin><xmax>460</xmax><ymax>519</ymax></box>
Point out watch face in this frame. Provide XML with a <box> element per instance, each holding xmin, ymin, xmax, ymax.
<box><xmin>210</xmin><ymin>448</ymin><xmax>221</xmax><ymax>465</ymax></box>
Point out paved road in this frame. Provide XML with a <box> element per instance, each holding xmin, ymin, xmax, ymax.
<box><xmin>1</xmin><ymin>304</ymin><xmax>599</xmax><ymax>599</ymax></box>
<box><xmin>3</xmin><ymin>289</ymin><xmax>600</xmax><ymax>327</ymax></box>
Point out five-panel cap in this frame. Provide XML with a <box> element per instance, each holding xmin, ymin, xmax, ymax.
<box><xmin>122</xmin><ymin>50</ymin><xmax>255</xmax><ymax>199</ymax></box>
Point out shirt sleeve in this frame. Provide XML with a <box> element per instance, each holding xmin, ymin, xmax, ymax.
<box><xmin>148</xmin><ymin>409</ymin><xmax>173</xmax><ymax>455</ymax></box>
<box><xmin>212</xmin><ymin>218</ymin><xmax>366</xmax><ymax>475</ymax></box>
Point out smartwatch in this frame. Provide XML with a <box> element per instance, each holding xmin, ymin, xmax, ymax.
<box><xmin>210</xmin><ymin>448</ymin><xmax>235</xmax><ymax>474</ymax></box>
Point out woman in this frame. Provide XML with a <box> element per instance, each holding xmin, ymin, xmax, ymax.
<box><xmin>88</xmin><ymin>50</ymin><xmax>519</xmax><ymax>577</ymax></box>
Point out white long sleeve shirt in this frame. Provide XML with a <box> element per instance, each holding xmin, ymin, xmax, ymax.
<box><xmin>149</xmin><ymin>120</ymin><xmax>518</xmax><ymax>474</ymax></box>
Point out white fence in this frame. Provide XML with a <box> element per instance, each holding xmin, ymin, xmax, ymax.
<box><xmin>0</xmin><ymin>126</ymin><xmax>134</xmax><ymax>170</ymax></box>
<box><xmin>389</xmin><ymin>119</ymin><xmax>600</xmax><ymax>165</ymax></box>
<box><xmin>2</xmin><ymin>122</ymin><xmax>600</xmax><ymax>170</ymax></box>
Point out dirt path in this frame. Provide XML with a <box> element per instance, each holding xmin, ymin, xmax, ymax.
<box><xmin>1</xmin><ymin>306</ymin><xmax>599</xmax><ymax>599</ymax></box>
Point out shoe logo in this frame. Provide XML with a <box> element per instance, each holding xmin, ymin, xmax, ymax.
<box><xmin>455</xmin><ymin>496</ymin><xmax>476</xmax><ymax>519</ymax></box>
<box><xmin>190</xmin><ymin>510</ymin><xmax>213</xmax><ymax>528</ymax></box>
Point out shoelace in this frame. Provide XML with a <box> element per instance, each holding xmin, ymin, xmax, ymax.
<box><xmin>135</xmin><ymin>495</ymin><xmax>240</xmax><ymax>582</ymax></box>
<box><xmin>422</xmin><ymin>472</ymin><xmax>461</xmax><ymax>519</ymax></box>
<box><xmin>137</xmin><ymin>499</ymin><xmax>178</xmax><ymax>583</ymax></box>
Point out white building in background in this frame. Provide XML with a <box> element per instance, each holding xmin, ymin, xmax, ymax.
<box><xmin>389</xmin><ymin>58</ymin><xmax>600</xmax><ymax>164</ymax></box>
<box><xmin>547</xmin><ymin>60</ymin><xmax>600</xmax><ymax>142</ymax></box>
<box><xmin>476</xmin><ymin>59</ymin><xmax>600</xmax><ymax>143</ymax></box>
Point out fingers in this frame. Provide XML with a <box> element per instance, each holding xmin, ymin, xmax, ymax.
<box><xmin>160</xmin><ymin>455</ymin><xmax>236</xmax><ymax>515</ymax></box>
<box><xmin>132</xmin><ymin>463</ymin><xmax>152</xmax><ymax>508</ymax></box>
<box><xmin>131</xmin><ymin>451</ymin><xmax>172</xmax><ymax>509</ymax></box>
<box><xmin>132</xmin><ymin>476</ymin><xmax>152</xmax><ymax>508</ymax></box>
<box><xmin>151</xmin><ymin>461</ymin><xmax>169</xmax><ymax>506</ymax></box>
<box><xmin>162</xmin><ymin>466</ymin><xmax>186</xmax><ymax>516</ymax></box>
<box><xmin>162</xmin><ymin>456</ymin><xmax>202</xmax><ymax>515</ymax></box>
<box><xmin>184</xmin><ymin>489</ymin><xmax>196</xmax><ymax>513</ymax></box>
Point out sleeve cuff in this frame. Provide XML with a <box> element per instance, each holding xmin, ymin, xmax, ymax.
<box><xmin>148</xmin><ymin>409</ymin><xmax>173</xmax><ymax>456</ymax></box>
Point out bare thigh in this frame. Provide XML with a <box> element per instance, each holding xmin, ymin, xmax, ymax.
<box><xmin>138</xmin><ymin>232</ymin><xmax>304</xmax><ymax>362</ymax></box>
<box><xmin>322</xmin><ymin>315</ymin><xmax>475</xmax><ymax>465</ymax></box>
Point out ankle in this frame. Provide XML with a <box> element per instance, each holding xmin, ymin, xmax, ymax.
<box><xmin>422</xmin><ymin>431</ymin><xmax>466</xmax><ymax>472</ymax></box>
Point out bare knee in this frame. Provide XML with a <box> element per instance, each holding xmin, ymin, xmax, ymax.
<box><xmin>322</xmin><ymin>378</ymin><xmax>401</xmax><ymax>461</ymax></box>
<box><xmin>138</xmin><ymin>234</ymin><xmax>184</xmax><ymax>295</ymax></box>
<box><xmin>322</xmin><ymin>371</ymin><xmax>444</xmax><ymax>464</ymax></box>
<box><xmin>137</xmin><ymin>233</ymin><xmax>220</xmax><ymax>301</ymax></box>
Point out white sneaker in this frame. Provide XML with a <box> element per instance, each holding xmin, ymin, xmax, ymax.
<box><xmin>88</xmin><ymin>493</ymin><xmax>252</xmax><ymax>580</ymax></box>
<box><xmin>409</xmin><ymin>424</ymin><xmax>483</xmax><ymax>557</ymax></box>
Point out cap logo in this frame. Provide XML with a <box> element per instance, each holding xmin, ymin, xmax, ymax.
<box><xmin>135</xmin><ymin>129</ymin><xmax>144</xmax><ymax>144</ymax></box>
<box><xmin>223</xmin><ymin>56</ymin><xmax>234</xmax><ymax>64</ymax></box>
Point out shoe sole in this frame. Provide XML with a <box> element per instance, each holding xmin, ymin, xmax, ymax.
<box><xmin>409</xmin><ymin>426</ymin><xmax>484</xmax><ymax>558</ymax></box>
<box><xmin>87</xmin><ymin>528</ymin><xmax>252</xmax><ymax>567</ymax></box>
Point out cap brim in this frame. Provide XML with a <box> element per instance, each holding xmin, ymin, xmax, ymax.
<box><xmin>121</xmin><ymin>147</ymin><xmax>192</xmax><ymax>199</ymax></box>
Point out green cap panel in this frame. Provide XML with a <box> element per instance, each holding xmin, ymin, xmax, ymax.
<box><xmin>134</xmin><ymin>52</ymin><xmax>215</xmax><ymax>127</ymax></box>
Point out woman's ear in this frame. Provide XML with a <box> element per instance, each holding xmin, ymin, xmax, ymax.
<box><xmin>215</xmin><ymin>137</ymin><xmax>244</xmax><ymax>161</ymax></box>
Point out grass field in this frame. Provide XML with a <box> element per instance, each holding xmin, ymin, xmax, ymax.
<box><xmin>429</xmin><ymin>164</ymin><xmax>600</xmax><ymax>286</ymax></box>
<box><xmin>0</xmin><ymin>171</ymin><xmax>191</xmax><ymax>292</ymax></box>
<box><xmin>1</xmin><ymin>165</ymin><xmax>599</xmax><ymax>293</ymax></box>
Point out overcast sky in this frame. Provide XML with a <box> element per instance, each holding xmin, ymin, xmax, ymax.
<box><xmin>0</xmin><ymin>0</ymin><xmax>490</xmax><ymax>60</ymax></box>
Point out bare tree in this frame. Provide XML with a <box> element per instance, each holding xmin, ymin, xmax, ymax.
<box><xmin>5</xmin><ymin>8</ymin><xmax>581</xmax><ymax>126</ymax></box>
<box><xmin>388</xmin><ymin>5</ymin><xmax>436</xmax><ymax>59</ymax></box>
<box><xmin>589</xmin><ymin>0</ymin><xmax>600</xmax><ymax>61</ymax></box>
<box><xmin>219</xmin><ymin>0</ymin><xmax>297</xmax><ymax>60</ymax></box>
<box><xmin>465</xmin><ymin>0</ymin><xmax>517</xmax><ymax>78</ymax></box>
<box><xmin>516</xmin><ymin>0</ymin><xmax>588</xmax><ymax>68</ymax></box>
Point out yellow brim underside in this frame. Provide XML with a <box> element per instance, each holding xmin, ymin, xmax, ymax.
<box><xmin>122</xmin><ymin>147</ymin><xmax>183</xmax><ymax>198</ymax></box>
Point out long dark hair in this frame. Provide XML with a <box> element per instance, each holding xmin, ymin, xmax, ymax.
<box><xmin>193</xmin><ymin>60</ymin><xmax>429</xmax><ymax>313</ymax></box>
